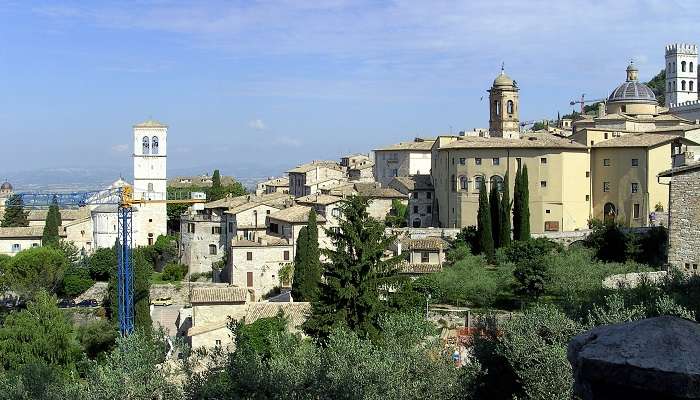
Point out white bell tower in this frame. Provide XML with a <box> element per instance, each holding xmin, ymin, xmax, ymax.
<box><xmin>665</xmin><ymin>43</ymin><xmax>699</xmax><ymax>107</ymax></box>
<box><xmin>132</xmin><ymin>119</ymin><xmax>168</xmax><ymax>246</ymax></box>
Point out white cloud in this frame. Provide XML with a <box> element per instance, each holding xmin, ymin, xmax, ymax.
<box><xmin>248</xmin><ymin>119</ymin><xmax>266</xmax><ymax>130</ymax></box>
<box><xmin>111</xmin><ymin>144</ymin><xmax>128</xmax><ymax>153</ymax></box>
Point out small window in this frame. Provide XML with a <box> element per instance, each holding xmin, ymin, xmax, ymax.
<box><xmin>604</xmin><ymin>132</ymin><xmax>609</xmax><ymax>139</ymax></box>
<box><xmin>540</xmin><ymin>157</ymin><xmax>547</xmax><ymax>164</ymax></box>
<box><xmin>284</xmin><ymin>250</ymin><xmax>290</xmax><ymax>261</ymax></box>
<box><xmin>228</xmin><ymin>222</ymin><xmax>234</xmax><ymax>232</ymax></box>
<box><xmin>691</xmin><ymin>81</ymin><xmax>695</xmax><ymax>91</ymax></box>
<box><xmin>633</xmin><ymin>203</ymin><xmax>640</xmax><ymax>219</ymax></box>
<box><xmin>246</xmin><ymin>252</ymin><xmax>253</xmax><ymax>261</ymax></box>
<box><xmin>631</xmin><ymin>158</ymin><xmax>639</xmax><ymax>167</ymax></box>
<box><xmin>212</xmin><ymin>226</ymin><xmax>221</xmax><ymax>234</ymax></box>
<box><xmin>209</xmin><ymin>244</ymin><xmax>217</xmax><ymax>255</ymax></box>
<box><xmin>585</xmin><ymin>171</ymin><xmax>590</xmax><ymax>178</ymax></box>
<box><xmin>459</xmin><ymin>158</ymin><xmax>466</xmax><ymax>165</ymax></box>
<box><xmin>492</xmin><ymin>158</ymin><xmax>500</xmax><ymax>165</ymax></box>
<box><xmin>426</xmin><ymin>192</ymin><xmax>432</xmax><ymax>199</ymax></box>
<box><xmin>188</xmin><ymin>223</ymin><xmax>196</xmax><ymax>233</ymax></box>
<box><xmin>545</xmin><ymin>209</ymin><xmax>551</xmax><ymax>214</ymax></box>
<box><xmin>152</xmin><ymin>136</ymin><xmax>159</xmax><ymax>155</ymax></box>
<box><xmin>32</xmin><ymin>243</ymin><xmax>39</xmax><ymax>248</ymax></box>
<box><xmin>603</xmin><ymin>159</ymin><xmax>611</xmax><ymax>166</ymax></box>
<box><xmin>148</xmin><ymin>233</ymin><xmax>154</xmax><ymax>246</ymax></box>
<box><xmin>540</xmin><ymin>181</ymin><xmax>547</xmax><ymax>188</ymax></box>
<box><xmin>426</xmin><ymin>205</ymin><xmax>432</xmax><ymax>214</ymax></box>
<box><xmin>215</xmin><ymin>340</ymin><xmax>222</xmax><ymax>346</ymax></box>
<box><xmin>631</xmin><ymin>183</ymin><xmax>639</xmax><ymax>193</ymax></box>
<box><xmin>603</xmin><ymin>182</ymin><xmax>610</xmax><ymax>192</ymax></box>
<box><xmin>586</xmin><ymin>195</ymin><xmax>590</xmax><ymax>201</ymax></box>
<box><xmin>421</xmin><ymin>251</ymin><xmax>430</xmax><ymax>263</ymax></box>
<box><xmin>475</xmin><ymin>158</ymin><xmax>482</xmax><ymax>165</ymax></box>
<box><xmin>460</xmin><ymin>176</ymin><xmax>468</xmax><ymax>190</ymax></box>
<box><xmin>11</xmin><ymin>244</ymin><xmax>21</xmax><ymax>252</ymax></box>
<box><xmin>332</xmin><ymin>208</ymin><xmax>341</xmax><ymax>218</ymax></box>
<box><xmin>266</xmin><ymin>210</ymin><xmax>271</xmax><ymax>215</ymax></box>
<box><xmin>686</xmin><ymin>263</ymin><xmax>691</xmax><ymax>270</ymax></box>
<box><xmin>590</xmin><ymin>140</ymin><xmax>594</xmax><ymax>146</ymax></box>
<box><xmin>413</xmin><ymin>205</ymin><xmax>419</xmax><ymax>213</ymax></box>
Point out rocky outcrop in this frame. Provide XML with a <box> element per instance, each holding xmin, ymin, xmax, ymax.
<box><xmin>568</xmin><ymin>316</ymin><xmax>700</xmax><ymax>399</ymax></box>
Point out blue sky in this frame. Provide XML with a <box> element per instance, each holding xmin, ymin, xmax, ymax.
<box><xmin>1</xmin><ymin>0</ymin><xmax>699</xmax><ymax>180</ymax></box>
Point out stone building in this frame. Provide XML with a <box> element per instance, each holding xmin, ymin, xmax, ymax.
<box><xmin>255</xmin><ymin>177</ymin><xmax>289</xmax><ymax>195</ymax></box>
<box><xmin>287</xmin><ymin>161</ymin><xmax>346</xmax><ymax>198</ymax></box>
<box><xmin>373</xmin><ymin>138</ymin><xmax>434</xmax><ymax>186</ymax></box>
<box><xmin>590</xmin><ymin>134</ymin><xmax>697</xmax><ymax>226</ymax></box>
<box><xmin>229</xmin><ymin>235</ymin><xmax>294</xmax><ymax>297</ymax></box>
<box><xmin>340</xmin><ymin>154</ymin><xmax>372</xmax><ymax>169</ymax></box>
<box><xmin>658</xmin><ymin>162</ymin><xmax>700</xmax><ymax>273</ymax></box>
<box><xmin>0</xmin><ymin>226</ymin><xmax>61</xmax><ymax>256</ymax></box>
<box><xmin>295</xmin><ymin>193</ymin><xmax>344</xmax><ymax>229</ymax></box>
<box><xmin>431</xmin><ymin>134</ymin><xmax>590</xmax><ymax>232</ymax></box>
<box><xmin>325</xmin><ymin>182</ymin><xmax>407</xmax><ymax>222</ymax></box>
<box><xmin>396</xmin><ymin>237</ymin><xmax>448</xmax><ymax>276</ymax></box>
<box><xmin>389</xmin><ymin>175</ymin><xmax>435</xmax><ymax>228</ymax></box>
<box><xmin>347</xmin><ymin>160</ymin><xmax>375</xmax><ymax>182</ymax></box>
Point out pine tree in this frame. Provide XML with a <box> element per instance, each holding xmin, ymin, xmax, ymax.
<box><xmin>42</xmin><ymin>196</ymin><xmax>62</xmax><ymax>248</ymax></box>
<box><xmin>302</xmin><ymin>196</ymin><xmax>404</xmax><ymax>342</ymax></box>
<box><xmin>500</xmin><ymin>173</ymin><xmax>512</xmax><ymax>248</ymax></box>
<box><xmin>209</xmin><ymin>169</ymin><xmax>225</xmax><ymax>201</ymax></box>
<box><xmin>489</xmin><ymin>182</ymin><xmax>501</xmax><ymax>248</ymax></box>
<box><xmin>519</xmin><ymin>165</ymin><xmax>531</xmax><ymax>241</ymax></box>
<box><xmin>513</xmin><ymin>165</ymin><xmax>522</xmax><ymax>241</ymax></box>
<box><xmin>477</xmin><ymin>180</ymin><xmax>495</xmax><ymax>263</ymax></box>
<box><xmin>1</xmin><ymin>194</ymin><xmax>29</xmax><ymax>227</ymax></box>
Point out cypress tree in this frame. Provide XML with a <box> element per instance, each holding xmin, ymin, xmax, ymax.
<box><xmin>500</xmin><ymin>173</ymin><xmax>512</xmax><ymax>248</ymax></box>
<box><xmin>1</xmin><ymin>194</ymin><xmax>29</xmax><ymax>227</ymax></box>
<box><xmin>42</xmin><ymin>196</ymin><xmax>62</xmax><ymax>248</ymax></box>
<box><xmin>303</xmin><ymin>196</ymin><xmax>404</xmax><ymax>342</ymax></box>
<box><xmin>512</xmin><ymin>165</ymin><xmax>522</xmax><ymax>241</ymax></box>
<box><xmin>519</xmin><ymin>165</ymin><xmax>531</xmax><ymax>241</ymax></box>
<box><xmin>209</xmin><ymin>169</ymin><xmax>225</xmax><ymax>201</ymax></box>
<box><xmin>291</xmin><ymin>210</ymin><xmax>321</xmax><ymax>302</ymax></box>
<box><xmin>489</xmin><ymin>182</ymin><xmax>501</xmax><ymax>248</ymax></box>
<box><xmin>477</xmin><ymin>180</ymin><xmax>495</xmax><ymax>263</ymax></box>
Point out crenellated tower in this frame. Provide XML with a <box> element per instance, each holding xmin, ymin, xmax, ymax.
<box><xmin>665</xmin><ymin>43</ymin><xmax>699</xmax><ymax>107</ymax></box>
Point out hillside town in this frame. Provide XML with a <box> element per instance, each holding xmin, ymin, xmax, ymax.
<box><xmin>3</xmin><ymin>8</ymin><xmax>700</xmax><ymax>396</ymax></box>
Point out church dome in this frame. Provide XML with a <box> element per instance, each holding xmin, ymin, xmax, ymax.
<box><xmin>0</xmin><ymin>181</ymin><xmax>12</xmax><ymax>191</ymax></box>
<box><xmin>493</xmin><ymin>70</ymin><xmax>515</xmax><ymax>88</ymax></box>
<box><xmin>110</xmin><ymin>177</ymin><xmax>131</xmax><ymax>189</ymax></box>
<box><xmin>607</xmin><ymin>62</ymin><xmax>657</xmax><ymax>105</ymax></box>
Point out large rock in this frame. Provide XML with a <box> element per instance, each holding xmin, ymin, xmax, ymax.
<box><xmin>568</xmin><ymin>316</ymin><xmax>700</xmax><ymax>399</ymax></box>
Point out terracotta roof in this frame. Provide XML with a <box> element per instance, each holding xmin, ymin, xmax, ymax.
<box><xmin>27</xmin><ymin>208</ymin><xmax>90</xmax><ymax>222</ymax></box>
<box><xmin>401</xmin><ymin>237</ymin><xmax>449</xmax><ymax>250</ymax></box>
<box><xmin>245</xmin><ymin>302</ymin><xmax>311</xmax><ymax>329</ymax></box>
<box><xmin>591</xmin><ymin>133</ymin><xmax>692</xmax><ymax>148</ymax></box>
<box><xmin>190</xmin><ymin>287</ymin><xmax>249</xmax><ymax>304</ymax></box>
<box><xmin>206</xmin><ymin>192</ymin><xmax>289</xmax><ymax>210</ymax></box>
<box><xmin>374</xmin><ymin>139</ymin><xmax>435</xmax><ymax>152</ymax></box>
<box><xmin>259</xmin><ymin>177</ymin><xmax>289</xmax><ymax>187</ymax></box>
<box><xmin>439</xmin><ymin>134</ymin><xmax>586</xmax><ymax>150</ymax></box>
<box><xmin>354</xmin><ymin>183</ymin><xmax>406</xmax><ymax>199</ymax></box>
<box><xmin>268</xmin><ymin>205</ymin><xmax>327</xmax><ymax>223</ymax></box>
<box><xmin>287</xmin><ymin>161</ymin><xmax>343</xmax><ymax>174</ymax></box>
<box><xmin>390</xmin><ymin>175</ymin><xmax>433</xmax><ymax>192</ymax></box>
<box><xmin>399</xmin><ymin>262</ymin><xmax>442</xmax><ymax>274</ymax></box>
<box><xmin>296</xmin><ymin>194</ymin><xmax>343</xmax><ymax>206</ymax></box>
<box><xmin>0</xmin><ymin>226</ymin><xmax>66</xmax><ymax>238</ymax></box>
<box><xmin>226</xmin><ymin>200</ymin><xmax>286</xmax><ymax>216</ymax></box>
<box><xmin>649</xmin><ymin>125</ymin><xmax>700</xmax><ymax>133</ymax></box>
<box><xmin>658</xmin><ymin>162</ymin><xmax>700</xmax><ymax>177</ymax></box>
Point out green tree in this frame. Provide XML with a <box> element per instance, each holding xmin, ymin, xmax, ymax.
<box><xmin>107</xmin><ymin>248</ymin><xmax>152</xmax><ymax>329</ymax></box>
<box><xmin>291</xmin><ymin>210</ymin><xmax>322</xmax><ymax>302</ymax></box>
<box><xmin>88</xmin><ymin>247</ymin><xmax>116</xmax><ymax>281</ymax></box>
<box><xmin>456</xmin><ymin>225</ymin><xmax>480</xmax><ymax>254</ymax></box>
<box><xmin>0</xmin><ymin>290</ymin><xmax>82</xmax><ymax>371</ymax></box>
<box><xmin>60</xmin><ymin>263</ymin><xmax>94</xmax><ymax>297</ymax></box>
<box><xmin>1</xmin><ymin>194</ymin><xmax>29</xmax><ymax>227</ymax></box>
<box><xmin>513</xmin><ymin>257</ymin><xmax>549</xmax><ymax>302</ymax></box>
<box><xmin>477</xmin><ymin>180</ymin><xmax>495</xmax><ymax>263</ymax></box>
<box><xmin>42</xmin><ymin>197</ymin><xmax>62</xmax><ymax>248</ymax></box>
<box><xmin>385</xmin><ymin>199</ymin><xmax>408</xmax><ymax>227</ymax></box>
<box><xmin>586</xmin><ymin>220</ymin><xmax>629</xmax><ymax>263</ymax></box>
<box><xmin>4</xmin><ymin>247</ymin><xmax>68</xmax><ymax>297</ymax></box>
<box><xmin>209</xmin><ymin>169</ymin><xmax>225</xmax><ymax>201</ymax></box>
<box><xmin>646</xmin><ymin>69</ymin><xmax>666</xmax><ymax>106</ymax></box>
<box><xmin>161</xmin><ymin>262</ymin><xmax>187</xmax><ymax>281</ymax></box>
<box><xmin>76</xmin><ymin>319</ymin><xmax>118</xmax><ymax>359</ymax></box>
<box><xmin>513</xmin><ymin>164</ymin><xmax>530</xmax><ymax>241</ymax></box>
<box><xmin>489</xmin><ymin>182</ymin><xmax>501</xmax><ymax>248</ymax></box>
<box><xmin>500</xmin><ymin>173</ymin><xmax>512</xmax><ymax>248</ymax></box>
<box><xmin>303</xmin><ymin>196</ymin><xmax>405</xmax><ymax>342</ymax></box>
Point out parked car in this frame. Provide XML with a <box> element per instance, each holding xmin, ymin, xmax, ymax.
<box><xmin>57</xmin><ymin>298</ymin><xmax>76</xmax><ymax>308</ymax></box>
<box><xmin>77</xmin><ymin>299</ymin><xmax>99</xmax><ymax>308</ymax></box>
<box><xmin>151</xmin><ymin>297</ymin><xmax>173</xmax><ymax>306</ymax></box>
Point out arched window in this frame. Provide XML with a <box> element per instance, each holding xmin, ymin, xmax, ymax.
<box><xmin>674</xmin><ymin>81</ymin><xmax>677</xmax><ymax>90</ymax></box>
<box><xmin>491</xmin><ymin>175</ymin><xmax>504</xmax><ymax>192</ymax></box>
<box><xmin>506</xmin><ymin>100</ymin><xmax>514</xmax><ymax>114</ymax></box>
<box><xmin>412</xmin><ymin>218</ymin><xmax>421</xmax><ymax>228</ymax></box>
<box><xmin>152</xmin><ymin>136</ymin><xmax>159</xmax><ymax>155</ymax></box>
<box><xmin>142</xmin><ymin>136</ymin><xmax>150</xmax><ymax>154</ymax></box>
<box><xmin>603</xmin><ymin>203</ymin><xmax>617</xmax><ymax>224</ymax></box>
<box><xmin>691</xmin><ymin>62</ymin><xmax>695</xmax><ymax>73</ymax></box>
<box><xmin>673</xmin><ymin>62</ymin><xmax>676</xmax><ymax>70</ymax></box>
<box><xmin>669</xmin><ymin>82</ymin><xmax>673</xmax><ymax>91</ymax></box>
<box><xmin>691</xmin><ymin>81</ymin><xmax>695</xmax><ymax>91</ymax></box>
<box><xmin>682</xmin><ymin>80</ymin><xmax>686</xmax><ymax>91</ymax></box>
<box><xmin>682</xmin><ymin>61</ymin><xmax>687</xmax><ymax>72</ymax></box>
<box><xmin>494</xmin><ymin>101</ymin><xmax>500</xmax><ymax>116</ymax></box>
<box><xmin>474</xmin><ymin>175</ymin><xmax>484</xmax><ymax>191</ymax></box>
<box><xmin>459</xmin><ymin>176</ymin><xmax>468</xmax><ymax>190</ymax></box>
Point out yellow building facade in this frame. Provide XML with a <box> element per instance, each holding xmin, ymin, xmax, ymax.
<box><xmin>432</xmin><ymin>134</ymin><xmax>590</xmax><ymax>233</ymax></box>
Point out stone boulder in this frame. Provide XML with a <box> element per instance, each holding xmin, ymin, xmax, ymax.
<box><xmin>568</xmin><ymin>316</ymin><xmax>700</xmax><ymax>399</ymax></box>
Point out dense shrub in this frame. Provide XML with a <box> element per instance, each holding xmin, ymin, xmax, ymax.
<box><xmin>60</xmin><ymin>264</ymin><xmax>94</xmax><ymax>297</ymax></box>
<box><xmin>76</xmin><ymin>319</ymin><xmax>118</xmax><ymax>359</ymax></box>
<box><xmin>88</xmin><ymin>248</ymin><xmax>116</xmax><ymax>281</ymax></box>
<box><xmin>161</xmin><ymin>263</ymin><xmax>188</xmax><ymax>282</ymax></box>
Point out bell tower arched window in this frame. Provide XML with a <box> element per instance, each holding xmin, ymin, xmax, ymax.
<box><xmin>494</xmin><ymin>100</ymin><xmax>500</xmax><ymax>116</ymax></box>
<box><xmin>147</xmin><ymin>183</ymin><xmax>154</xmax><ymax>192</ymax></box>
<box><xmin>152</xmin><ymin>136</ymin><xmax>159</xmax><ymax>155</ymax></box>
<box><xmin>682</xmin><ymin>61</ymin><xmax>687</xmax><ymax>72</ymax></box>
<box><xmin>506</xmin><ymin>100</ymin><xmax>514</xmax><ymax>114</ymax></box>
<box><xmin>142</xmin><ymin>136</ymin><xmax>150</xmax><ymax>155</ymax></box>
<box><xmin>691</xmin><ymin>62</ymin><xmax>695</xmax><ymax>73</ymax></box>
<box><xmin>691</xmin><ymin>81</ymin><xmax>695</xmax><ymax>91</ymax></box>
<box><xmin>682</xmin><ymin>80</ymin><xmax>686</xmax><ymax>91</ymax></box>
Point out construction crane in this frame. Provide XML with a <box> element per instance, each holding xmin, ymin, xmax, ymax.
<box><xmin>569</xmin><ymin>94</ymin><xmax>606</xmax><ymax>115</ymax></box>
<box><xmin>519</xmin><ymin>119</ymin><xmax>549</xmax><ymax>132</ymax></box>
<box><xmin>10</xmin><ymin>186</ymin><xmax>205</xmax><ymax>335</ymax></box>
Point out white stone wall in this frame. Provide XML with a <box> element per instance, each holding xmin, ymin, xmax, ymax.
<box><xmin>91</xmin><ymin>209</ymin><xmax>118</xmax><ymax>249</ymax></box>
<box><xmin>0</xmin><ymin>238</ymin><xmax>40</xmax><ymax>256</ymax></box>
<box><xmin>229</xmin><ymin>244</ymin><xmax>293</xmax><ymax>297</ymax></box>
<box><xmin>374</xmin><ymin>150</ymin><xmax>431</xmax><ymax>185</ymax></box>
<box><xmin>132</xmin><ymin>124</ymin><xmax>168</xmax><ymax>247</ymax></box>
<box><xmin>64</xmin><ymin>219</ymin><xmax>94</xmax><ymax>254</ymax></box>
